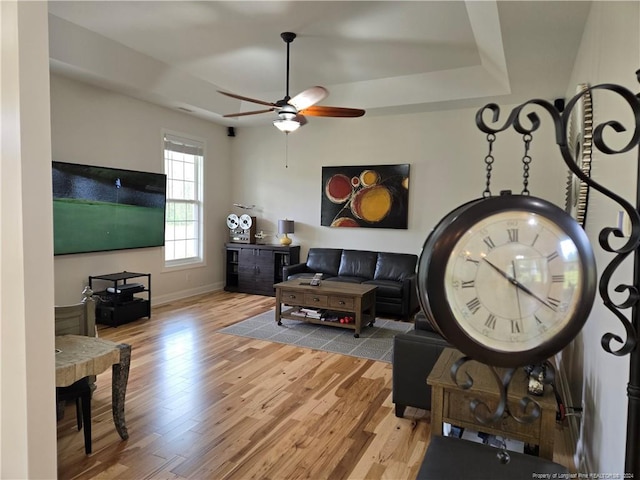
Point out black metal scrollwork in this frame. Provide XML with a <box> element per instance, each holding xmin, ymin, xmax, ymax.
<box><xmin>450</xmin><ymin>357</ymin><xmax>544</xmax><ymax>426</ymax></box>
<box><xmin>477</xmin><ymin>81</ymin><xmax>640</xmax><ymax>355</ymax></box>
<box><xmin>468</xmin><ymin>76</ymin><xmax>640</xmax><ymax>426</ymax></box>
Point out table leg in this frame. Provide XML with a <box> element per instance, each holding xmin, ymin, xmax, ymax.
<box><xmin>275</xmin><ymin>288</ymin><xmax>282</xmax><ymax>326</ymax></box>
<box><xmin>538</xmin><ymin>405</ymin><xmax>556</xmax><ymax>460</ymax></box>
<box><xmin>431</xmin><ymin>385</ymin><xmax>444</xmax><ymax>436</ymax></box>
<box><xmin>112</xmin><ymin>343</ymin><xmax>131</xmax><ymax>440</ymax></box>
<box><xmin>369</xmin><ymin>296</ymin><xmax>376</xmax><ymax>326</ymax></box>
<box><xmin>354</xmin><ymin>309</ymin><xmax>362</xmax><ymax>338</ymax></box>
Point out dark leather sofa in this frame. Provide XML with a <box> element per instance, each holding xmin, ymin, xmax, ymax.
<box><xmin>392</xmin><ymin>310</ymin><xmax>451</xmax><ymax>416</ymax></box>
<box><xmin>282</xmin><ymin>248</ymin><xmax>418</xmax><ymax>319</ymax></box>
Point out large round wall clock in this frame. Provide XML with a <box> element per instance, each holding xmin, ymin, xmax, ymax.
<box><xmin>565</xmin><ymin>84</ymin><xmax>593</xmax><ymax>227</ymax></box>
<box><xmin>417</xmin><ymin>193</ymin><xmax>597</xmax><ymax>367</ymax></box>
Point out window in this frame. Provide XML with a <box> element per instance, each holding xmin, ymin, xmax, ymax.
<box><xmin>163</xmin><ymin>133</ymin><xmax>204</xmax><ymax>266</ymax></box>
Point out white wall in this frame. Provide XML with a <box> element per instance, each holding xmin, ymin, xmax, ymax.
<box><xmin>1</xmin><ymin>1</ymin><xmax>57</xmax><ymax>477</ymax></box>
<box><xmin>561</xmin><ymin>1</ymin><xmax>640</xmax><ymax>474</ymax></box>
<box><xmin>50</xmin><ymin>75</ymin><xmax>232</xmax><ymax>305</ymax></box>
<box><xmin>231</xmin><ymin>105</ymin><xmax>566</xmax><ymax>260</ymax></box>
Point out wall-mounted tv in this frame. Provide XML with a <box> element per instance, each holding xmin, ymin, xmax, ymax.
<box><xmin>52</xmin><ymin>161</ymin><xmax>167</xmax><ymax>255</ymax></box>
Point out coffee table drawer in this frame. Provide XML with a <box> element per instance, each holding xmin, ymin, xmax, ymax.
<box><xmin>281</xmin><ymin>290</ymin><xmax>305</xmax><ymax>306</ymax></box>
<box><xmin>304</xmin><ymin>293</ymin><xmax>329</xmax><ymax>307</ymax></box>
<box><xmin>329</xmin><ymin>295</ymin><xmax>355</xmax><ymax>310</ymax></box>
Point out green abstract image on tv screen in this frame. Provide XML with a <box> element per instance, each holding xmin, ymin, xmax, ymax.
<box><xmin>52</xmin><ymin>162</ymin><xmax>167</xmax><ymax>255</ymax></box>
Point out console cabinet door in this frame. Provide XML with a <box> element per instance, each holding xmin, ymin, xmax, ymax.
<box><xmin>238</xmin><ymin>247</ymin><xmax>258</xmax><ymax>292</ymax></box>
<box><xmin>225</xmin><ymin>244</ymin><xmax>300</xmax><ymax>296</ymax></box>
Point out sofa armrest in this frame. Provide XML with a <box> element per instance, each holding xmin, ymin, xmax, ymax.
<box><xmin>402</xmin><ymin>274</ymin><xmax>419</xmax><ymax>316</ymax></box>
<box><xmin>282</xmin><ymin>262</ymin><xmax>309</xmax><ymax>280</ymax></box>
<box><xmin>414</xmin><ymin>310</ymin><xmax>441</xmax><ymax>334</ymax></box>
<box><xmin>392</xmin><ymin>329</ymin><xmax>451</xmax><ymax>414</ymax></box>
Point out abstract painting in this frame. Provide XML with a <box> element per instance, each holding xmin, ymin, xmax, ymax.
<box><xmin>321</xmin><ymin>164</ymin><xmax>410</xmax><ymax>228</ymax></box>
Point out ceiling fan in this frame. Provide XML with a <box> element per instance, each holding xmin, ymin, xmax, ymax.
<box><xmin>219</xmin><ymin>32</ymin><xmax>365</xmax><ymax>133</ymax></box>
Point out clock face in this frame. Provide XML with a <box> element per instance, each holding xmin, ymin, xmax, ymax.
<box><xmin>417</xmin><ymin>195</ymin><xmax>597</xmax><ymax>367</ymax></box>
<box><xmin>444</xmin><ymin>210</ymin><xmax>583</xmax><ymax>353</ymax></box>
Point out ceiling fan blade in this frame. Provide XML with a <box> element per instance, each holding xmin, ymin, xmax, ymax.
<box><xmin>300</xmin><ymin>106</ymin><xmax>366</xmax><ymax>118</ymax></box>
<box><xmin>294</xmin><ymin>114</ymin><xmax>308</xmax><ymax>126</ymax></box>
<box><xmin>218</xmin><ymin>90</ymin><xmax>276</xmax><ymax>107</ymax></box>
<box><xmin>289</xmin><ymin>86</ymin><xmax>329</xmax><ymax>111</ymax></box>
<box><xmin>223</xmin><ymin>108</ymin><xmax>276</xmax><ymax>118</ymax></box>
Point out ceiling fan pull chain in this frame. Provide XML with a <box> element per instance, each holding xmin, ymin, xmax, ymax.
<box><xmin>285</xmin><ymin>133</ymin><xmax>289</xmax><ymax>168</ymax></box>
<box><xmin>521</xmin><ymin>133</ymin><xmax>533</xmax><ymax>195</ymax></box>
<box><xmin>482</xmin><ymin>133</ymin><xmax>496</xmax><ymax>198</ymax></box>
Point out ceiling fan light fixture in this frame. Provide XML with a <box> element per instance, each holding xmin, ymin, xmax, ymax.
<box><xmin>279</xmin><ymin>104</ymin><xmax>298</xmax><ymax>120</ymax></box>
<box><xmin>273</xmin><ymin>118</ymin><xmax>301</xmax><ymax>133</ymax></box>
<box><xmin>219</xmin><ymin>31</ymin><xmax>365</xmax><ymax>126</ymax></box>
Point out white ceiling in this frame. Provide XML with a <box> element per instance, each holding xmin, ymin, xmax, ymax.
<box><xmin>47</xmin><ymin>1</ymin><xmax>592</xmax><ymax>128</ymax></box>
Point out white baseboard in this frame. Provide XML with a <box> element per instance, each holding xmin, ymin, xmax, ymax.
<box><xmin>152</xmin><ymin>282</ymin><xmax>223</xmax><ymax>306</ymax></box>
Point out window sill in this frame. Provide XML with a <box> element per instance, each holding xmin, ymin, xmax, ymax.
<box><xmin>163</xmin><ymin>258</ymin><xmax>205</xmax><ymax>273</ymax></box>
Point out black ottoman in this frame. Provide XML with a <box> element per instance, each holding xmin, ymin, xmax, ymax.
<box><xmin>392</xmin><ymin>312</ymin><xmax>450</xmax><ymax>416</ymax></box>
<box><xmin>417</xmin><ymin>435</ymin><xmax>569</xmax><ymax>480</ymax></box>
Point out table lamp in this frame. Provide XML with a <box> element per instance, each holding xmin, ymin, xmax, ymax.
<box><xmin>278</xmin><ymin>219</ymin><xmax>294</xmax><ymax>246</ymax></box>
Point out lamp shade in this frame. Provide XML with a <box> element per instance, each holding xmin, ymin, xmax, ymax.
<box><xmin>278</xmin><ymin>219</ymin><xmax>295</xmax><ymax>234</ymax></box>
<box><xmin>273</xmin><ymin>118</ymin><xmax>300</xmax><ymax>133</ymax></box>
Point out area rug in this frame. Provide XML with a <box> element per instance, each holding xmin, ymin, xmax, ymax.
<box><xmin>218</xmin><ymin>309</ymin><xmax>413</xmax><ymax>363</ymax></box>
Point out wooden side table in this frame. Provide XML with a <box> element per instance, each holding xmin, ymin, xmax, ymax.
<box><xmin>55</xmin><ymin>334</ymin><xmax>131</xmax><ymax>441</ymax></box>
<box><xmin>427</xmin><ymin>348</ymin><xmax>557</xmax><ymax>460</ymax></box>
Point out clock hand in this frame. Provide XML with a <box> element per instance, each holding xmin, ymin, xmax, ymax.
<box><xmin>483</xmin><ymin>258</ymin><xmax>557</xmax><ymax>311</ymax></box>
<box><xmin>483</xmin><ymin>257</ymin><xmax>515</xmax><ymax>283</ymax></box>
<box><xmin>512</xmin><ymin>260</ymin><xmax>524</xmax><ymax>320</ymax></box>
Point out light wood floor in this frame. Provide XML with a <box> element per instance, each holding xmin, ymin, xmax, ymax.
<box><xmin>57</xmin><ymin>290</ymin><xmax>575</xmax><ymax>479</ymax></box>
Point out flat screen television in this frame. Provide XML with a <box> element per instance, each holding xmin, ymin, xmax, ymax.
<box><xmin>52</xmin><ymin>161</ymin><xmax>167</xmax><ymax>255</ymax></box>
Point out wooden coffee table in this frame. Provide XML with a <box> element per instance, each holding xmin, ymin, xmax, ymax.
<box><xmin>274</xmin><ymin>279</ymin><xmax>377</xmax><ymax>337</ymax></box>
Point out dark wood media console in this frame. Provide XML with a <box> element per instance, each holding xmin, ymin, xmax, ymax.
<box><xmin>225</xmin><ymin>244</ymin><xmax>300</xmax><ymax>296</ymax></box>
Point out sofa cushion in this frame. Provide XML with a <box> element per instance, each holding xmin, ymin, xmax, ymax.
<box><xmin>338</xmin><ymin>250</ymin><xmax>377</xmax><ymax>279</ymax></box>
<box><xmin>364</xmin><ymin>279</ymin><xmax>403</xmax><ymax>298</ymax></box>
<box><xmin>325</xmin><ymin>276</ymin><xmax>368</xmax><ymax>284</ymax></box>
<box><xmin>374</xmin><ymin>252</ymin><xmax>417</xmax><ymax>281</ymax></box>
<box><xmin>306</xmin><ymin>248</ymin><xmax>342</xmax><ymax>276</ymax></box>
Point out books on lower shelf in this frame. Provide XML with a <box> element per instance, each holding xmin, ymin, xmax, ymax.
<box><xmin>289</xmin><ymin>308</ymin><xmax>323</xmax><ymax>319</ymax></box>
<box><xmin>288</xmin><ymin>308</ymin><xmax>353</xmax><ymax>323</ymax></box>
<box><xmin>444</xmin><ymin>423</ymin><xmax>525</xmax><ymax>454</ymax></box>
<box><xmin>300</xmin><ymin>307</ymin><xmax>323</xmax><ymax>319</ymax></box>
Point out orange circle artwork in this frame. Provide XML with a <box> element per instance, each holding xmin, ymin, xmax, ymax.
<box><xmin>351</xmin><ymin>185</ymin><xmax>392</xmax><ymax>222</ymax></box>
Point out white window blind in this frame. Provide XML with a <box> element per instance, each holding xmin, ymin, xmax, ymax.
<box><xmin>163</xmin><ymin>133</ymin><xmax>204</xmax><ymax>266</ymax></box>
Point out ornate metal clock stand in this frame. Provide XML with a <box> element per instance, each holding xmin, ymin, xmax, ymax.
<box><xmin>470</xmin><ymin>71</ymin><xmax>640</xmax><ymax>475</ymax></box>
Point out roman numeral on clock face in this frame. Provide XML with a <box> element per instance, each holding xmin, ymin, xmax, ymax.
<box><xmin>484</xmin><ymin>314</ymin><xmax>497</xmax><ymax>329</ymax></box>
<box><xmin>547</xmin><ymin>251</ymin><xmax>559</xmax><ymax>262</ymax></box>
<box><xmin>547</xmin><ymin>297</ymin><xmax>561</xmax><ymax>308</ymax></box>
<box><xmin>507</xmin><ymin>228</ymin><xmax>519</xmax><ymax>243</ymax></box>
<box><xmin>461</xmin><ymin>280</ymin><xmax>475</xmax><ymax>288</ymax></box>
<box><xmin>466</xmin><ymin>297</ymin><xmax>481</xmax><ymax>314</ymax></box>
<box><xmin>531</xmin><ymin>233</ymin><xmax>539</xmax><ymax>247</ymax></box>
<box><xmin>483</xmin><ymin>236</ymin><xmax>496</xmax><ymax>250</ymax></box>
